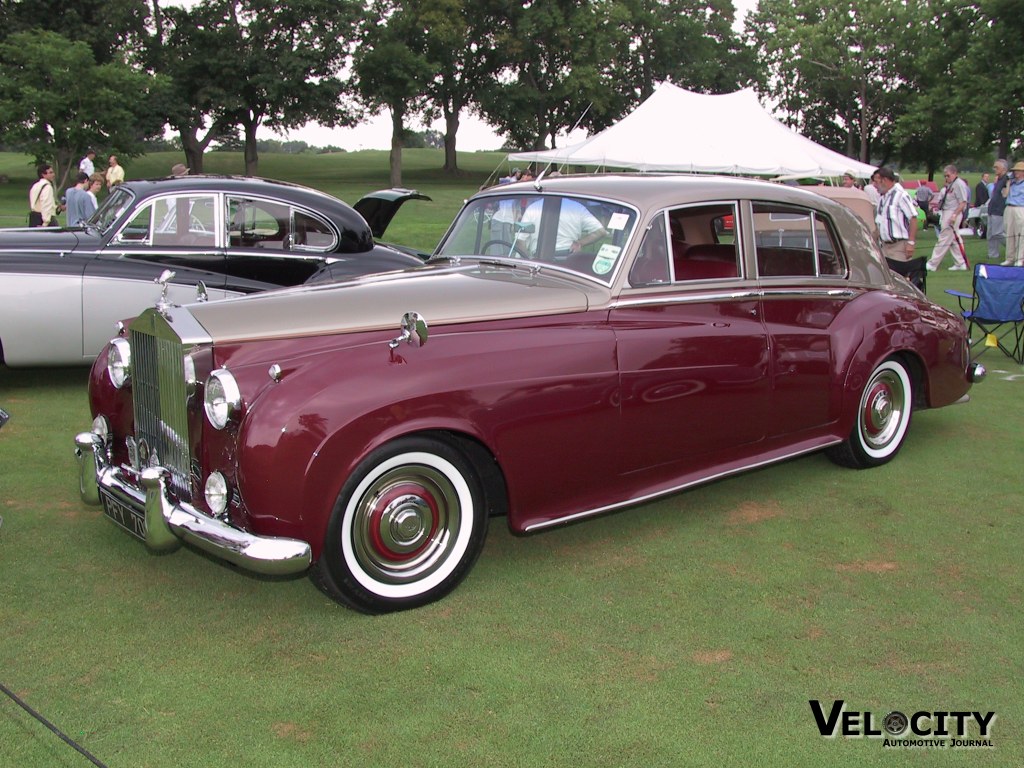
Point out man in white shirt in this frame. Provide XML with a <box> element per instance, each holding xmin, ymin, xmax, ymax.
<box><xmin>925</xmin><ymin>165</ymin><xmax>970</xmax><ymax>271</ymax></box>
<box><xmin>79</xmin><ymin>149</ymin><xmax>96</xmax><ymax>177</ymax></box>
<box><xmin>874</xmin><ymin>167</ymin><xmax>918</xmax><ymax>262</ymax></box>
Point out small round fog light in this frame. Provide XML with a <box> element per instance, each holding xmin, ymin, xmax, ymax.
<box><xmin>204</xmin><ymin>472</ymin><xmax>229</xmax><ymax>517</ymax></box>
<box><xmin>91</xmin><ymin>415</ymin><xmax>110</xmax><ymax>441</ymax></box>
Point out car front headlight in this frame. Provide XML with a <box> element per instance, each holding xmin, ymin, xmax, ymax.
<box><xmin>107</xmin><ymin>338</ymin><xmax>131</xmax><ymax>388</ymax></box>
<box><xmin>203</xmin><ymin>368</ymin><xmax>242</xmax><ymax>430</ymax></box>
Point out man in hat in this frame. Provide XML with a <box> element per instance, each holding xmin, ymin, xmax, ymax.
<box><xmin>1001</xmin><ymin>161</ymin><xmax>1024</xmax><ymax>266</ymax></box>
<box><xmin>170</xmin><ymin>163</ymin><xmax>189</xmax><ymax>177</ymax></box>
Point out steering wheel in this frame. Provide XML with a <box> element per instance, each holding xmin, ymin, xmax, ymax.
<box><xmin>481</xmin><ymin>239</ymin><xmax>517</xmax><ymax>255</ymax></box>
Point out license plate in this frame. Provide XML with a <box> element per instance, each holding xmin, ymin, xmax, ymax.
<box><xmin>100</xmin><ymin>490</ymin><xmax>147</xmax><ymax>541</ymax></box>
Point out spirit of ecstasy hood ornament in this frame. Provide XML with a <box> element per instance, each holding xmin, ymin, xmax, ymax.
<box><xmin>155</xmin><ymin>269</ymin><xmax>176</xmax><ymax>316</ymax></box>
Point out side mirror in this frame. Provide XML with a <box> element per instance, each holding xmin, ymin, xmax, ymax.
<box><xmin>389</xmin><ymin>311</ymin><xmax>428</xmax><ymax>349</ymax></box>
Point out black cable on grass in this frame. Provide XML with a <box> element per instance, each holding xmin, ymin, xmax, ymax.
<box><xmin>0</xmin><ymin>681</ymin><xmax>108</xmax><ymax>767</ymax></box>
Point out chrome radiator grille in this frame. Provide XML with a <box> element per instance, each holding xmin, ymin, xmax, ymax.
<box><xmin>130</xmin><ymin>316</ymin><xmax>192</xmax><ymax>500</ymax></box>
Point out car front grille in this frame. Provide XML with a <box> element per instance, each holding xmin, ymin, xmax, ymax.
<box><xmin>130</xmin><ymin>314</ymin><xmax>193</xmax><ymax>500</ymax></box>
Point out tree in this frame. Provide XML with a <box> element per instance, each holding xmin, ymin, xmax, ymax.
<box><xmin>417</xmin><ymin>0</ymin><xmax>495</xmax><ymax>173</ymax></box>
<box><xmin>0</xmin><ymin>0</ymin><xmax>150</xmax><ymax>65</ymax></box>
<box><xmin>957</xmin><ymin>0</ymin><xmax>1024</xmax><ymax>160</ymax></box>
<box><xmin>889</xmin><ymin>0</ymin><xmax>982</xmax><ymax>177</ymax></box>
<box><xmin>352</xmin><ymin>0</ymin><xmax>433</xmax><ymax>186</ymax></box>
<box><xmin>147</xmin><ymin>0</ymin><xmax>237</xmax><ymax>173</ymax></box>
<box><xmin>477</xmin><ymin>0</ymin><xmax>614</xmax><ymax>151</ymax></box>
<box><xmin>168</xmin><ymin>0</ymin><xmax>361</xmax><ymax>177</ymax></box>
<box><xmin>0</xmin><ymin>30</ymin><xmax>167</xmax><ymax>188</ymax></box>
<box><xmin>605</xmin><ymin>0</ymin><xmax>753</xmax><ymax>105</ymax></box>
<box><xmin>748</xmin><ymin>0</ymin><xmax>914</xmax><ymax>164</ymax></box>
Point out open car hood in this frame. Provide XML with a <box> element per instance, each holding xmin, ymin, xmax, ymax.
<box><xmin>353</xmin><ymin>188</ymin><xmax>431</xmax><ymax>239</ymax></box>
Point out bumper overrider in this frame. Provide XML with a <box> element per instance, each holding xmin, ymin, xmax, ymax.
<box><xmin>75</xmin><ymin>430</ymin><xmax>312</xmax><ymax>576</ymax></box>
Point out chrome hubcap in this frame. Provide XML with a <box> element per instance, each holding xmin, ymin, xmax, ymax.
<box><xmin>351</xmin><ymin>466</ymin><xmax>461</xmax><ymax>585</ymax></box>
<box><xmin>861</xmin><ymin>369</ymin><xmax>905</xmax><ymax>450</ymax></box>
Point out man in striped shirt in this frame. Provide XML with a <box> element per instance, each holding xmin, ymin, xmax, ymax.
<box><xmin>874</xmin><ymin>167</ymin><xmax>918</xmax><ymax>263</ymax></box>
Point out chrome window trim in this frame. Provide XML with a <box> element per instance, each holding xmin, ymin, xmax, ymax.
<box><xmin>749</xmin><ymin>199</ymin><xmax>851</xmax><ymax>280</ymax></box>
<box><xmin>111</xmin><ymin>192</ymin><xmax>223</xmax><ymax>249</ymax></box>
<box><xmin>436</xmin><ymin>191</ymin><xmax>642</xmax><ymax>288</ymax></box>
<box><xmin>225</xmin><ymin>193</ymin><xmax>339</xmax><ymax>254</ymax></box>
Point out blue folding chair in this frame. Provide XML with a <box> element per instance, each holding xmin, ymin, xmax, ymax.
<box><xmin>946</xmin><ymin>264</ymin><xmax>1024</xmax><ymax>363</ymax></box>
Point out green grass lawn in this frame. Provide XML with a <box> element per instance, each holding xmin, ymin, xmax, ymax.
<box><xmin>1</xmin><ymin>151</ymin><xmax>1021</xmax><ymax>766</ymax></box>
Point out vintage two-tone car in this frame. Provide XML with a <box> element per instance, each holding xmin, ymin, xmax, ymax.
<box><xmin>0</xmin><ymin>176</ymin><xmax>427</xmax><ymax>366</ymax></box>
<box><xmin>75</xmin><ymin>174</ymin><xmax>984</xmax><ymax>613</ymax></box>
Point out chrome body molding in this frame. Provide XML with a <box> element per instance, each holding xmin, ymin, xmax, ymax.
<box><xmin>611</xmin><ymin>287</ymin><xmax>855</xmax><ymax>310</ymax></box>
<box><xmin>611</xmin><ymin>290</ymin><xmax>761</xmax><ymax>308</ymax></box>
<box><xmin>74</xmin><ymin>430</ymin><xmax>312</xmax><ymax>576</ymax></box>
<box><xmin>522</xmin><ymin>438</ymin><xmax>843</xmax><ymax>533</ymax></box>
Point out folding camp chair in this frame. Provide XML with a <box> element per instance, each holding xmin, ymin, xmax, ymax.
<box><xmin>946</xmin><ymin>264</ymin><xmax>1024</xmax><ymax>363</ymax></box>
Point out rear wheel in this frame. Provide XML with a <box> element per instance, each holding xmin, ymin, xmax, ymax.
<box><xmin>313</xmin><ymin>436</ymin><xmax>488</xmax><ymax>613</ymax></box>
<box><xmin>826</xmin><ymin>358</ymin><xmax>913</xmax><ymax>469</ymax></box>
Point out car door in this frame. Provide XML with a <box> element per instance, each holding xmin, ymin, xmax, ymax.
<box><xmin>81</xmin><ymin>193</ymin><xmax>233</xmax><ymax>362</ymax></box>
<box><xmin>222</xmin><ymin>196</ymin><xmax>334</xmax><ymax>288</ymax></box>
<box><xmin>611</xmin><ymin>204</ymin><xmax>770</xmax><ymax>476</ymax></box>
<box><xmin>751</xmin><ymin>201</ymin><xmax>852</xmax><ymax>437</ymax></box>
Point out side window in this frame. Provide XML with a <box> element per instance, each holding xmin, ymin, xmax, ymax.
<box><xmin>228</xmin><ymin>197</ymin><xmax>288</xmax><ymax>249</ymax></box>
<box><xmin>752</xmin><ymin>203</ymin><xmax>846</xmax><ymax>277</ymax></box>
<box><xmin>668</xmin><ymin>203</ymin><xmax>740</xmax><ymax>281</ymax></box>
<box><xmin>629</xmin><ymin>215</ymin><xmax>670</xmax><ymax>286</ymax></box>
<box><xmin>293</xmin><ymin>210</ymin><xmax>337</xmax><ymax>251</ymax></box>
<box><xmin>119</xmin><ymin>195</ymin><xmax>217</xmax><ymax>247</ymax></box>
<box><xmin>120</xmin><ymin>204</ymin><xmax>153</xmax><ymax>242</ymax></box>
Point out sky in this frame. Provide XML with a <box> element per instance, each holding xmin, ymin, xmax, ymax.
<box><xmin>274</xmin><ymin>0</ymin><xmax>761</xmax><ymax>152</ymax></box>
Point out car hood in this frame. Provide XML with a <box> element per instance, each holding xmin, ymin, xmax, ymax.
<box><xmin>182</xmin><ymin>261</ymin><xmax>603</xmax><ymax>344</ymax></box>
<box><xmin>0</xmin><ymin>227</ymin><xmax>99</xmax><ymax>252</ymax></box>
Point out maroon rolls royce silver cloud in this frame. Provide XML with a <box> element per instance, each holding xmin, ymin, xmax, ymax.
<box><xmin>75</xmin><ymin>174</ymin><xmax>984</xmax><ymax>613</ymax></box>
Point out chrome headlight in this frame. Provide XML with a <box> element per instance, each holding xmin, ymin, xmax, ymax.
<box><xmin>203</xmin><ymin>369</ymin><xmax>242</xmax><ymax>430</ymax></box>
<box><xmin>107</xmin><ymin>338</ymin><xmax>131</xmax><ymax>388</ymax></box>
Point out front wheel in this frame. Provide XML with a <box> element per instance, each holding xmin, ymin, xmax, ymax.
<box><xmin>826</xmin><ymin>358</ymin><xmax>913</xmax><ymax>469</ymax></box>
<box><xmin>313</xmin><ymin>436</ymin><xmax>489</xmax><ymax>613</ymax></box>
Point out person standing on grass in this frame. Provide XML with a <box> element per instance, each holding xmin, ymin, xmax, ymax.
<box><xmin>926</xmin><ymin>165</ymin><xmax>970</xmax><ymax>271</ymax></box>
<box><xmin>105</xmin><ymin>154</ymin><xmax>124</xmax><ymax>189</ymax></box>
<box><xmin>988</xmin><ymin>159</ymin><xmax>1009</xmax><ymax>262</ymax></box>
<box><xmin>64</xmin><ymin>172</ymin><xmax>91</xmax><ymax>226</ymax></box>
<box><xmin>1001</xmin><ymin>161</ymin><xmax>1024</xmax><ymax>267</ymax></box>
<box><xmin>79</xmin><ymin>149</ymin><xmax>96</xmax><ymax>177</ymax></box>
<box><xmin>28</xmin><ymin>163</ymin><xmax>59</xmax><ymax>227</ymax></box>
<box><xmin>875</xmin><ymin>167</ymin><xmax>918</xmax><ymax>263</ymax></box>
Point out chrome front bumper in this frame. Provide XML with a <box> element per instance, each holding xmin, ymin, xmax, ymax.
<box><xmin>74</xmin><ymin>431</ymin><xmax>312</xmax><ymax>577</ymax></box>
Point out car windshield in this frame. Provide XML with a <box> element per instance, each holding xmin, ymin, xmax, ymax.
<box><xmin>435</xmin><ymin>193</ymin><xmax>638</xmax><ymax>284</ymax></box>
<box><xmin>86</xmin><ymin>186</ymin><xmax>135</xmax><ymax>234</ymax></box>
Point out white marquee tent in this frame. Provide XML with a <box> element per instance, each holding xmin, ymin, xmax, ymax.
<box><xmin>508</xmin><ymin>83</ymin><xmax>877</xmax><ymax>179</ymax></box>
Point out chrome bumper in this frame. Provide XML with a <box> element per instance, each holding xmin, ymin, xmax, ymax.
<box><xmin>74</xmin><ymin>431</ymin><xmax>312</xmax><ymax>577</ymax></box>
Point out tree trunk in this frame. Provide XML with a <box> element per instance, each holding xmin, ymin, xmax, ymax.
<box><xmin>443</xmin><ymin>107</ymin><xmax>460</xmax><ymax>174</ymax></box>
<box><xmin>181</xmin><ymin>130</ymin><xmax>206</xmax><ymax>174</ymax></box>
<box><xmin>389</xmin><ymin>108</ymin><xmax>404</xmax><ymax>187</ymax></box>
<box><xmin>243</xmin><ymin>120</ymin><xmax>259</xmax><ymax>177</ymax></box>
